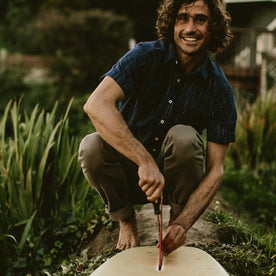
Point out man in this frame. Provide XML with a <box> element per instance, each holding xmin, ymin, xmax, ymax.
<box><xmin>79</xmin><ymin>0</ymin><xmax>237</xmax><ymax>256</ymax></box>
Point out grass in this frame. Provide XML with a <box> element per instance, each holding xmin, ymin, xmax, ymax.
<box><xmin>218</xmin><ymin>90</ymin><xmax>276</xmax><ymax>275</ymax></box>
<box><xmin>199</xmin><ymin>209</ymin><xmax>276</xmax><ymax>276</ymax></box>
<box><xmin>221</xmin><ymin>170</ymin><xmax>276</xmax><ymax>227</ymax></box>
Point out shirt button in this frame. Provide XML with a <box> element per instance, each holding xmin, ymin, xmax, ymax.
<box><xmin>154</xmin><ymin>137</ymin><xmax>159</xmax><ymax>141</ymax></box>
<box><xmin>152</xmin><ymin>148</ymin><xmax>157</xmax><ymax>152</ymax></box>
<box><xmin>169</xmin><ymin>100</ymin><xmax>173</xmax><ymax>104</ymax></box>
<box><xmin>175</xmin><ymin>60</ymin><xmax>178</xmax><ymax>65</ymax></box>
<box><xmin>160</xmin><ymin>120</ymin><xmax>165</xmax><ymax>124</ymax></box>
<box><xmin>177</xmin><ymin>78</ymin><xmax>181</xmax><ymax>83</ymax></box>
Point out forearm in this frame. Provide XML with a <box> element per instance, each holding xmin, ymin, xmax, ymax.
<box><xmin>172</xmin><ymin>168</ymin><xmax>223</xmax><ymax>231</ymax></box>
<box><xmin>85</xmin><ymin>101</ymin><xmax>154</xmax><ymax>167</ymax></box>
<box><xmin>161</xmin><ymin>168</ymin><xmax>224</xmax><ymax>256</ymax></box>
<box><xmin>85</xmin><ymin>96</ymin><xmax>164</xmax><ymax>201</ymax></box>
<box><xmin>84</xmin><ymin>76</ymin><xmax>165</xmax><ymax>201</ymax></box>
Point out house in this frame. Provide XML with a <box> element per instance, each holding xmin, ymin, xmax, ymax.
<box><xmin>217</xmin><ymin>0</ymin><xmax>276</xmax><ymax>96</ymax></box>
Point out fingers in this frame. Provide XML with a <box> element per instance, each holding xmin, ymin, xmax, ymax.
<box><xmin>138</xmin><ymin>165</ymin><xmax>164</xmax><ymax>201</ymax></box>
<box><xmin>140</xmin><ymin>179</ymin><xmax>164</xmax><ymax>201</ymax></box>
<box><xmin>162</xmin><ymin>224</ymin><xmax>186</xmax><ymax>256</ymax></box>
<box><xmin>139</xmin><ymin>177</ymin><xmax>156</xmax><ymax>190</ymax></box>
<box><xmin>138</xmin><ymin>171</ymin><xmax>163</xmax><ymax>189</ymax></box>
<box><xmin>146</xmin><ymin>184</ymin><xmax>164</xmax><ymax>201</ymax></box>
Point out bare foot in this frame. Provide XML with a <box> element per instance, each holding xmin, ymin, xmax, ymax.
<box><xmin>116</xmin><ymin>214</ymin><xmax>140</xmax><ymax>250</ymax></box>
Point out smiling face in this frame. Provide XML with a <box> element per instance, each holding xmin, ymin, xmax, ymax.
<box><xmin>174</xmin><ymin>0</ymin><xmax>211</xmax><ymax>62</ymax></box>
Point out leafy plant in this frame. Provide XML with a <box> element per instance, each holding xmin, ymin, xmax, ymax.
<box><xmin>227</xmin><ymin>90</ymin><xmax>276</xmax><ymax>171</ymax></box>
<box><xmin>0</xmin><ymin>99</ymin><xmax>98</xmax><ymax>274</ymax></box>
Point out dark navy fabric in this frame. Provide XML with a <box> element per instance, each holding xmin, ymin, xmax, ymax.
<box><xmin>101</xmin><ymin>40</ymin><xmax>237</xmax><ymax>156</ymax></box>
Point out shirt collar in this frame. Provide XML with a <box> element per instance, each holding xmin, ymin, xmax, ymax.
<box><xmin>186</xmin><ymin>55</ymin><xmax>209</xmax><ymax>80</ymax></box>
<box><xmin>165</xmin><ymin>43</ymin><xmax>210</xmax><ymax>80</ymax></box>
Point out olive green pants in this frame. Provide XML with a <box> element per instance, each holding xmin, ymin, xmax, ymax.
<box><xmin>78</xmin><ymin>125</ymin><xmax>204</xmax><ymax>221</ymax></box>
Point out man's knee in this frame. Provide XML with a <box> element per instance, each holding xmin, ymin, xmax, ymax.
<box><xmin>164</xmin><ymin>125</ymin><xmax>204</xmax><ymax>163</ymax></box>
<box><xmin>78</xmin><ymin>132</ymin><xmax>104</xmax><ymax>169</ymax></box>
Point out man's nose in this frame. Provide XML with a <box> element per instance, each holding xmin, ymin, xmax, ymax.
<box><xmin>185</xmin><ymin>19</ymin><xmax>197</xmax><ymax>33</ymax></box>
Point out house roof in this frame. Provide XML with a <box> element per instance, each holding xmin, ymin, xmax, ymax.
<box><xmin>225</xmin><ymin>0</ymin><xmax>276</xmax><ymax>3</ymax></box>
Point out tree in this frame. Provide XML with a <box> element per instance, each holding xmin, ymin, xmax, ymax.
<box><xmin>35</xmin><ymin>9</ymin><xmax>133</xmax><ymax>97</ymax></box>
<box><xmin>0</xmin><ymin>0</ymin><xmax>162</xmax><ymax>52</ymax></box>
<box><xmin>41</xmin><ymin>0</ymin><xmax>162</xmax><ymax>42</ymax></box>
<box><xmin>0</xmin><ymin>0</ymin><xmax>47</xmax><ymax>52</ymax></box>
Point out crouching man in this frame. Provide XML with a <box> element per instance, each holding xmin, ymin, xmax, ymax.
<box><xmin>79</xmin><ymin>0</ymin><xmax>237</xmax><ymax>256</ymax></box>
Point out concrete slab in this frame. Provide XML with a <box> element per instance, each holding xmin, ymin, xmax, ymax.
<box><xmin>90</xmin><ymin>246</ymin><xmax>229</xmax><ymax>275</ymax></box>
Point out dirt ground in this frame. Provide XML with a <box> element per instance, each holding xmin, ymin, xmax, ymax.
<box><xmin>86</xmin><ymin>193</ymin><xmax>232</xmax><ymax>258</ymax></box>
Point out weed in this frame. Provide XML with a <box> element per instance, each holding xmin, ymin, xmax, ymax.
<box><xmin>53</xmin><ymin>248</ymin><xmax>120</xmax><ymax>275</ymax></box>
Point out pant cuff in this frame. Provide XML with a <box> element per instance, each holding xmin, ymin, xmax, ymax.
<box><xmin>106</xmin><ymin>203</ymin><xmax>134</xmax><ymax>221</ymax></box>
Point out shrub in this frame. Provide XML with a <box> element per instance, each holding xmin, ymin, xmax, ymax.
<box><xmin>0</xmin><ymin>66</ymin><xmax>30</xmax><ymax>114</ymax></box>
<box><xmin>0</xmin><ymin>0</ymin><xmax>41</xmax><ymax>54</ymax></box>
<box><xmin>221</xmin><ymin>170</ymin><xmax>276</xmax><ymax>227</ymax></box>
<box><xmin>35</xmin><ymin>9</ymin><xmax>133</xmax><ymax>98</ymax></box>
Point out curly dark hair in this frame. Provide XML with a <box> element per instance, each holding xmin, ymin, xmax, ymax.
<box><xmin>156</xmin><ymin>0</ymin><xmax>233</xmax><ymax>53</ymax></box>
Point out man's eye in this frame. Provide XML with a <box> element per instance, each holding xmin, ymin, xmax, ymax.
<box><xmin>195</xmin><ymin>16</ymin><xmax>208</xmax><ymax>24</ymax></box>
<box><xmin>176</xmin><ymin>14</ymin><xmax>189</xmax><ymax>22</ymax></box>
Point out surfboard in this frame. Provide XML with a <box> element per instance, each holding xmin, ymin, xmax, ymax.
<box><xmin>90</xmin><ymin>246</ymin><xmax>229</xmax><ymax>275</ymax></box>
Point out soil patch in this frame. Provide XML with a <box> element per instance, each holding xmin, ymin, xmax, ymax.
<box><xmin>87</xmin><ymin>193</ymin><xmax>230</xmax><ymax>258</ymax></box>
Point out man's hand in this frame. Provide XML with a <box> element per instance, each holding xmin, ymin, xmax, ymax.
<box><xmin>160</xmin><ymin>224</ymin><xmax>186</xmax><ymax>256</ymax></box>
<box><xmin>138</xmin><ymin>163</ymin><xmax>165</xmax><ymax>202</ymax></box>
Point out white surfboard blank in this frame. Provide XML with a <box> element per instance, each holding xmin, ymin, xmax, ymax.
<box><xmin>91</xmin><ymin>246</ymin><xmax>229</xmax><ymax>276</ymax></box>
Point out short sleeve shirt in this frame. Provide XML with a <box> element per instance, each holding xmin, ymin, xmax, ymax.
<box><xmin>101</xmin><ymin>40</ymin><xmax>237</xmax><ymax>156</ymax></box>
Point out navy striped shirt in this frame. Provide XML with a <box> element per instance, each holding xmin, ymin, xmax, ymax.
<box><xmin>102</xmin><ymin>40</ymin><xmax>237</xmax><ymax>156</ymax></box>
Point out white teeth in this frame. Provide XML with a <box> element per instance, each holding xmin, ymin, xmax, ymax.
<box><xmin>183</xmin><ymin>37</ymin><xmax>197</xmax><ymax>41</ymax></box>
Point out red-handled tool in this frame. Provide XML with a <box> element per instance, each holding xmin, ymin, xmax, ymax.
<box><xmin>153</xmin><ymin>198</ymin><xmax>163</xmax><ymax>271</ymax></box>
